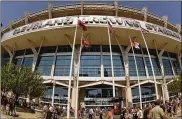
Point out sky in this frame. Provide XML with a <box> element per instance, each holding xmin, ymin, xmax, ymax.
<box><xmin>1</xmin><ymin>1</ymin><xmax>181</xmax><ymax>27</ymax></box>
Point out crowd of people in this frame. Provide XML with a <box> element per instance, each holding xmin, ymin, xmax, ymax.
<box><xmin>1</xmin><ymin>90</ymin><xmax>17</xmax><ymax>117</ymax></box>
<box><xmin>1</xmin><ymin>90</ymin><xmax>181</xmax><ymax>119</ymax></box>
<box><xmin>43</xmin><ymin>97</ymin><xmax>181</xmax><ymax>119</ymax></box>
<box><xmin>41</xmin><ymin>96</ymin><xmax>181</xmax><ymax>119</ymax></box>
<box><xmin>119</xmin><ymin>97</ymin><xmax>181</xmax><ymax>119</ymax></box>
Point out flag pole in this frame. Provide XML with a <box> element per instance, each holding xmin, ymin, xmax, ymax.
<box><xmin>139</xmin><ymin>43</ymin><xmax>149</xmax><ymax>79</ymax></box>
<box><xmin>67</xmin><ymin>18</ymin><xmax>78</xmax><ymax>119</ymax></box>
<box><xmin>107</xmin><ymin>20</ymin><xmax>116</xmax><ymax>98</ymax></box>
<box><xmin>75</xmin><ymin>33</ymin><xmax>83</xmax><ymax>118</ymax></box>
<box><xmin>140</xmin><ymin>29</ymin><xmax>159</xmax><ymax>100</ymax></box>
<box><xmin>129</xmin><ymin>36</ymin><xmax>142</xmax><ymax>109</ymax></box>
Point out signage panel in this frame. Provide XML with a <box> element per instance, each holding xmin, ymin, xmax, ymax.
<box><xmin>1</xmin><ymin>15</ymin><xmax>181</xmax><ymax>42</ymax></box>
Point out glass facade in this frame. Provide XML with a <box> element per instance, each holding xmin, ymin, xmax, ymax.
<box><xmin>162</xmin><ymin>59</ymin><xmax>173</xmax><ymax>76</ymax></box>
<box><xmin>172</xmin><ymin>60</ymin><xmax>180</xmax><ymax>75</ymax></box>
<box><xmin>54</xmin><ymin>56</ymin><xmax>72</xmax><ymax>76</ymax></box>
<box><xmin>41</xmin><ymin>86</ymin><xmax>68</xmax><ymax>104</ymax></box>
<box><xmin>80</xmin><ymin>55</ymin><xmax>101</xmax><ymax>77</ymax></box>
<box><xmin>129</xmin><ymin>56</ymin><xmax>146</xmax><ymax>76</ymax></box>
<box><xmin>132</xmin><ymin>84</ymin><xmax>156</xmax><ymax>103</ymax></box>
<box><xmin>85</xmin><ymin>88</ymin><xmax>118</xmax><ymax>98</ymax></box>
<box><xmin>85</xmin><ymin>88</ymin><xmax>118</xmax><ymax>105</ymax></box>
<box><xmin>103</xmin><ymin>55</ymin><xmax>112</xmax><ymax>77</ymax></box>
<box><xmin>22</xmin><ymin>57</ymin><xmax>33</xmax><ymax>67</ymax></box>
<box><xmin>36</xmin><ymin>56</ymin><xmax>54</xmax><ymax>76</ymax></box>
<box><xmin>5</xmin><ymin>46</ymin><xmax>179</xmax><ymax>78</ymax></box>
<box><xmin>14</xmin><ymin>58</ymin><xmax>23</xmax><ymax>66</ymax></box>
<box><xmin>145</xmin><ymin>57</ymin><xmax>161</xmax><ymax>76</ymax></box>
<box><xmin>2</xmin><ymin>58</ymin><xmax>10</xmax><ymax>66</ymax></box>
<box><xmin>113</xmin><ymin>55</ymin><xmax>125</xmax><ymax>76</ymax></box>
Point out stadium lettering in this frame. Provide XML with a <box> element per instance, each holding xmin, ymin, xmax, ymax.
<box><xmin>11</xmin><ymin>16</ymin><xmax>180</xmax><ymax>40</ymax></box>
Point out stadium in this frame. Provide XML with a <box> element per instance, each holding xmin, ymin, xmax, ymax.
<box><xmin>1</xmin><ymin>2</ymin><xmax>181</xmax><ymax>115</ymax></box>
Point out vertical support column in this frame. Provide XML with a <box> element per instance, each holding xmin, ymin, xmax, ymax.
<box><xmin>100</xmin><ymin>45</ymin><xmax>104</xmax><ymax>79</ymax></box>
<box><xmin>123</xmin><ymin>51</ymin><xmax>133</xmax><ymax>107</ymax></box>
<box><xmin>114</xmin><ymin>1</ymin><xmax>118</xmax><ymax>17</ymax></box>
<box><xmin>142</xmin><ymin>7</ymin><xmax>148</xmax><ymax>22</ymax></box>
<box><xmin>71</xmin><ymin>47</ymin><xmax>79</xmax><ymax>110</ymax></box>
<box><xmin>24</xmin><ymin>11</ymin><xmax>29</xmax><ymax>24</ymax></box>
<box><xmin>51</xmin><ymin>80</ymin><xmax>56</xmax><ymax>106</ymax></box>
<box><xmin>31</xmin><ymin>38</ymin><xmax>44</xmax><ymax>72</ymax></box>
<box><xmin>162</xmin><ymin>16</ymin><xmax>168</xmax><ymax>28</ymax></box>
<box><xmin>48</xmin><ymin>2</ymin><xmax>52</xmax><ymax>19</ymax></box>
<box><xmin>158</xmin><ymin>55</ymin><xmax>169</xmax><ymax>101</ymax></box>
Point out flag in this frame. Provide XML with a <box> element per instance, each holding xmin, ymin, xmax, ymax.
<box><xmin>78</xmin><ymin>19</ymin><xmax>87</xmax><ymax>31</ymax></box>
<box><xmin>140</xmin><ymin>27</ymin><xmax>149</xmax><ymax>34</ymax></box>
<box><xmin>108</xmin><ymin>21</ymin><xmax>115</xmax><ymax>33</ymax></box>
<box><xmin>82</xmin><ymin>38</ymin><xmax>91</xmax><ymax>49</ymax></box>
<box><xmin>131</xmin><ymin>37</ymin><xmax>140</xmax><ymax>49</ymax></box>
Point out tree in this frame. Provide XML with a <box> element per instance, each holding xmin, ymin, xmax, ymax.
<box><xmin>1</xmin><ymin>62</ymin><xmax>46</xmax><ymax>99</ymax></box>
<box><xmin>167</xmin><ymin>73</ymin><xmax>182</xmax><ymax>94</ymax></box>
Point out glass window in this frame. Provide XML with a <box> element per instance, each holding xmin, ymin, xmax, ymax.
<box><xmin>129</xmin><ymin>56</ymin><xmax>137</xmax><ymax>76</ymax></box>
<box><xmin>25</xmin><ymin>49</ymin><xmax>33</xmax><ymax>55</ymax></box>
<box><xmin>13</xmin><ymin>58</ymin><xmax>23</xmax><ymax>66</ymax></box>
<box><xmin>145</xmin><ymin>57</ymin><xmax>161</xmax><ymax>76</ymax></box>
<box><xmin>132</xmin><ymin>84</ymin><xmax>156</xmax><ymax>103</ymax></box>
<box><xmin>82</xmin><ymin>45</ymin><xmax>100</xmax><ymax>52</ymax></box>
<box><xmin>54</xmin><ymin>56</ymin><xmax>73</xmax><ymax>76</ymax></box>
<box><xmin>85</xmin><ymin>88</ymin><xmax>115</xmax><ymax>98</ymax></box>
<box><xmin>113</xmin><ymin>55</ymin><xmax>125</xmax><ymax>76</ymax></box>
<box><xmin>103</xmin><ymin>55</ymin><xmax>112</xmax><ymax>77</ymax></box>
<box><xmin>112</xmin><ymin>45</ymin><xmax>121</xmax><ymax>53</ymax></box>
<box><xmin>22</xmin><ymin>57</ymin><xmax>33</xmax><ymax>67</ymax></box>
<box><xmin>102</xmin><ymin>45</ymin><xmax>110</xmax><ymax>52</ymax></box>
<box><xmin>80</xmin><ymin>55</ymin><xmax>101</xmax><ymax>77</ymax></box>
<box><xmin>40</xmin><ymin>46</ymin><xmax>56</xmax><ymax>54</ymax></box>
<box><xmin>57</xmin><ymin>45</ymin><xmax>72</xmax><ymax>52</ymax></box>
<box><xmin>36</xmin><ymin>56</ymin><xmax>54</xmax><ymax>76</ymax></box>
<box><xmin>42</xmin><ymin>86</ymin><xmax>68</xmax><ymax>104</ymax></box>
<box><xmin>136</xmin><ymin>57</ymin><xmax>146</xmax><ymax>76</ymax></box>
<box><xmin>2</xmin><ymin>58</ymin><xmax>10</xmax><ymax>66</ymax></box>
<box><xmin>15</xmin><ymin>50</ymin><xmax>25</xmax><ymax>56</ymax></box>
<box><xmin>172</xmin><ymin>60</ymin><xmax>180</xmax><ymax>75</ymax></box>
<box><xmin>162</xmin><ymin>59</ymin><xmax>173</xmax><ymax>76</ymax></box>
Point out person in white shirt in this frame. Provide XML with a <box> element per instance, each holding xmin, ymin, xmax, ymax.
<box><xmin>137</xmin><ymin>107</ymin><xmax>143</xmax><ymax>119</ymax></box>
<box><xmin>89</xmin><ymin>108</ymin><xmax>94</xmax><ymax>119</ymax></box>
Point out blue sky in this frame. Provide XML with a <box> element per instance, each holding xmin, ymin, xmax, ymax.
<box><xmin>1</xmin><ymin>1</ymin><xmax>181</xmax><ymax>27</ymax></box>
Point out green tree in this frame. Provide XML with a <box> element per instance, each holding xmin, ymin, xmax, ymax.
<box><xmin>168</xmin><ymin>73</ymin><xmax>182</xmax><ymax>93</ymax></box>
<box><xmin>1</xmin><ymin>62</ymin><xmax>46</xmax><ymax>99</ymax></box>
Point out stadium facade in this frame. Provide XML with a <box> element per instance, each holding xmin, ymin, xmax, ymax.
<box><xmin>1</xmin><ymin>2</ymin><xmax>181</xmax><ymax>114</ymax></box>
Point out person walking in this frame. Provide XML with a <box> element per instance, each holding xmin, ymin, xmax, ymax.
<box><xmin>107</xmin><ymin>107</ymin><xmax>113</xmax><ymax>119</ymax></box>
<box><xmin>143</xmin><ymin>104</ymin><xmax>152</xmax><ymax>119</ymax></box>
<box><xmin>150</xmin><ymin>99</ymin><xmax>166</xmax><ymax>119</ymax></box>
<box><xmin>137</xmin><ymin>107</ymin><xmax>143</xmax><ymax>119</ymax></box>
<box><xmin>99</xmin><ymin>107</ymin><xmax>103</xmax><ymax>119</ymax></box>
<box><xmin>89</xmin><ymin>108</ymin><xmax>94</xmax><ymax>119</ymax></box>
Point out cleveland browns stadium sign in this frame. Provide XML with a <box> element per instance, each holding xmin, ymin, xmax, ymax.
<box><xmin>2</xmin><ymin>15</ymin><xmax>181</xmax><ymax>41</ymax></box>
